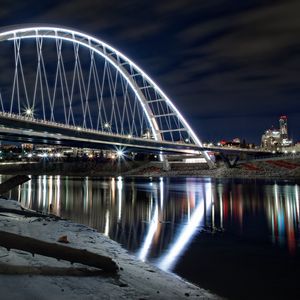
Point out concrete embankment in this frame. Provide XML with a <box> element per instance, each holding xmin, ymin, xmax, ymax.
<box><xmin>1</xmin><ymin>157</ymin><xmax>300</xmax><ymax>179</ymax></box>
<box><xmin>125</xmin><ymin>158</ymin><xmax>300</xmax><ymax>179</ymax></box>
<box><xmin>0</xmin><ymin>160</ymin><xmax>148</xmax><ymax>176</ymax></box>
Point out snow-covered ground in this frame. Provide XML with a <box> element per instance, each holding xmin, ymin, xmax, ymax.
<box><xmin>0</xmin><ymin>199</ymin><xmax>220</xmax><ymax>299</ymax></box>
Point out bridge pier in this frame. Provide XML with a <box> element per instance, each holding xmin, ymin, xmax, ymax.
<box><xmin>219</xmin><ymin>153</ymin><xmax>240</xmax><ymax>168</ymax></box>
<box><xmin>162</xmin><ymin>155</ymin><xmax>170</xmax><ymax>171</ymax></box>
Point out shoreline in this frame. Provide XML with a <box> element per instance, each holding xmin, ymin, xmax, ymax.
<box><xmin>1</xmin><ymin>156</ymin><xmax>300</xmax><ymax>180</ymax></box>
<box><xmin>0</xmin><ymin>199</ymin><xmax>221</xmax><ymax>299</ymax></box>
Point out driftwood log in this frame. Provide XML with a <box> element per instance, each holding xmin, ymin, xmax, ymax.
<box><xmin>0</xmin><ymin>230</ymin><xmax>118</xmax><ymax>273</ymax></box>
<box><xmin>0</xmin><ymin>207</ymin><xmax>61</xmax><ymax>220</ymax></box>
<box><xmin>0</xmin><ymin>175</ymin><xmax>30</xmax><ymax>195</ymax></box>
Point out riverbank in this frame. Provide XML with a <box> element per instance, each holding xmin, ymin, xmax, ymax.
<box><xmin>0</xmin><ymin>198</ymin><xmax>220</xmax><ymax>299</ymax></box>
<box><xmin>1</xmin><ymin>157</ymin><xmax>300</xmax><ymax>179</ymax></box>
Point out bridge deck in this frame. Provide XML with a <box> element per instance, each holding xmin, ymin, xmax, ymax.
<box><xmin>0</xmin><ymin>112</ymin><xmax>272</xmax><ymax>156</ymax></box>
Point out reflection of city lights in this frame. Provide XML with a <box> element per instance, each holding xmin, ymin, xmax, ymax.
<box><xmin>111</xmin><ymin>177</ymin><xmax>115</xmax><ymax>204</ymax></box>
<box><xmin>268</xmin><ymin>184</ymin><xmax>298</xmax><ymax>254</ymax></box>
<box><xmin>83</xmin><ymin>177</ymin><xmax>89</xmax><ymax>213</ymax></box>
<box><xmin>104</xmin><ymin>210</ymin><xmax>110</xmax><ymax>237</ymax></box>
<box><xmin>38</xmin><ymin>176</ymin><xmax>42</xmax><ymax>206</ymax></box>
<box><xmin>42</xmin><ymin>175</ymin><xmax>47</xmax><ymax>207</ymax></box>
<box><xmin>56</xmin><ymin>176</ymin><xmax>60</xmax><ymax>214</ymax></box>
<box><xmin>117</xmin><ymin>176</ymin><xmax>123</xmax><ymax>221</ymax></box>
<box><xmin>49</xmin><ymin>176</ymin><xmax>53</xmax><ymax>210</ymax></box>
<box><xmin>15</xmin><ymin>174</ymin><xmax>300</xmax><ymax>268</ymax></box>
<box><xmin>295</xmin><ymin>185</ymin><xmax>299</xmax><ymax>221</ymax></box>
<box><xmin>160</xmin><ymin>177</ymin><xmax>164</xmax><ymax>209</ymax></box>
<box><xmin>27</xmin><ymin>177</ymin><xmax>32</xmax><ymax>207</ymax></box>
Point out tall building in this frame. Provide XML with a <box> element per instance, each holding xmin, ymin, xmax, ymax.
<box><xmin>279</xmin><ymin>115</ymin><xmax>288</xmax><ymax>139</ymax></box>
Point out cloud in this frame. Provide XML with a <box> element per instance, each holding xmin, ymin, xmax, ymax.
<box><xmin>0</xmin><ymin>0</ymin><xmax>299</xmax><ymax>142</ymax></box>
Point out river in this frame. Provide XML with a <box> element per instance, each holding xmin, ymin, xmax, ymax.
<box><xmin>4</xmin><ymin>175</ymin><xmax>300</xmax><ymax>299</ymax></box>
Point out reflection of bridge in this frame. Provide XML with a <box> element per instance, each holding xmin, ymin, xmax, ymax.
<box><xmin>0</xmin><ymin>25</ymin><xmax>272</xmax><ymax>167</ymax></box>
<box><xmin>13</xmin><ymin>176</ymin><xmax>300</xmax><ymax>271</ymax></box>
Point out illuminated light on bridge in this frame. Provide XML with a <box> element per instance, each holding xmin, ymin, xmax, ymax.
<box><xmin>116</xmin><ymin>149</ymin><xmax>125</xmax><ymax>159</ymax></box>
<box><xmin>0</xmin><ymin>25</ymin><xmax>214</xmax><ymax>166</ymax></box>
<box><xmin>25</xmin><ymin>108</ymin><xmax>34</xmax><ymax>117</ymax></box>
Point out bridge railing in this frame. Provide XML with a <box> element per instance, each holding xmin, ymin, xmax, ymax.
<box><xmin>0</xmin><ymin>111</ymin><xmax>194</xmax><ymax>148</ymax></box>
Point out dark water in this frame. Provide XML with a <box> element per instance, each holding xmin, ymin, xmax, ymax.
<box><xmin>4</xmin><ymin>175</ymin><xmax>300</xmax><ymax>299</ymax></box>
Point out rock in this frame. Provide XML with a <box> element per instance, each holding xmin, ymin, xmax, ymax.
<box><xmin>57</xmin><ymin>235</ymin><xmax>69</xmax><ymax>243</ymax></box>
<box><xmin>119</xmin><ymin>283</ymin><xmax>128</xmax><ymax>287</ymax></box>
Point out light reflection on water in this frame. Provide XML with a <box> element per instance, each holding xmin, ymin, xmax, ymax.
<box><xmin>3</xmin><ymin>176</ymin><xmax>300</xmax><ymax>259</ymax></box>
<box><xmin>3</xmin><ymin>175</ymin><xmax>300</xmax><ymax>298</ymax></box>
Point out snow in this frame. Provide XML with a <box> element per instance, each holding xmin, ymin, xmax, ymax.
<box><xmin>0</xmin><ymin>199</ymin><xmax>221</xmax><ymax>299</ymax></box>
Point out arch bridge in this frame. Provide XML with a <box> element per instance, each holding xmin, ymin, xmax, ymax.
<box><xmin>0</xmin><ymin>25</ymin><xmax>270</xmax><ymax>167</ymax></box>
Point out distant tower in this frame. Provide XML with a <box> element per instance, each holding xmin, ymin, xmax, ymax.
<box><xmin>279</xmin><ymin>115</ymin><xmax>288</xmax><ymax>140</ymax></box>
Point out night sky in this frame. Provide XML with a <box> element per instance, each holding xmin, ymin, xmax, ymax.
<box><xmin>0</xmin><ymin>0</ymin><xmax>299</xmax><ymax>144</ymax></box>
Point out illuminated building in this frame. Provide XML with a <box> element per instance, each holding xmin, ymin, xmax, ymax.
<box><xmin>21</xmin><ymin>143</ymin><xmax>34</xmax><ymax>151</ymax></box>
<box><xmin>279</xmin><ymin>115</ymin><xmax>288</xmax><ymax>139</ymax></box>
<box><xmin>261</xmin><ymin>116</ymin><xmax>293</xmax><ymax>151</ymax></box>
<box><xmin>261</xmin><ymin>128</ymin><xmax>281</xmax><ymax>151</ymax></box>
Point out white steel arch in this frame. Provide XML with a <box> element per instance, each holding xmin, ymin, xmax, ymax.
<box><xmin>0</xmin><ymin>25</ymin><xmax>212</xmax><ymax>164</ymax></box>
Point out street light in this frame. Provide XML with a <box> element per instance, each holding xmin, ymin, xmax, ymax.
<box><xmin>104</xmin><ymin>122</ymin><xmax>111</xmax><ymax>131</ymax></box>
<box><xmin>116</xmin><ymin>149</ymin><xmax>124</xmax><ymax>158</ymax></box>
<box><xmin>24</xmin><ymin>107</ymin><xmax>34</xmax><ymax>118</ymax></box>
